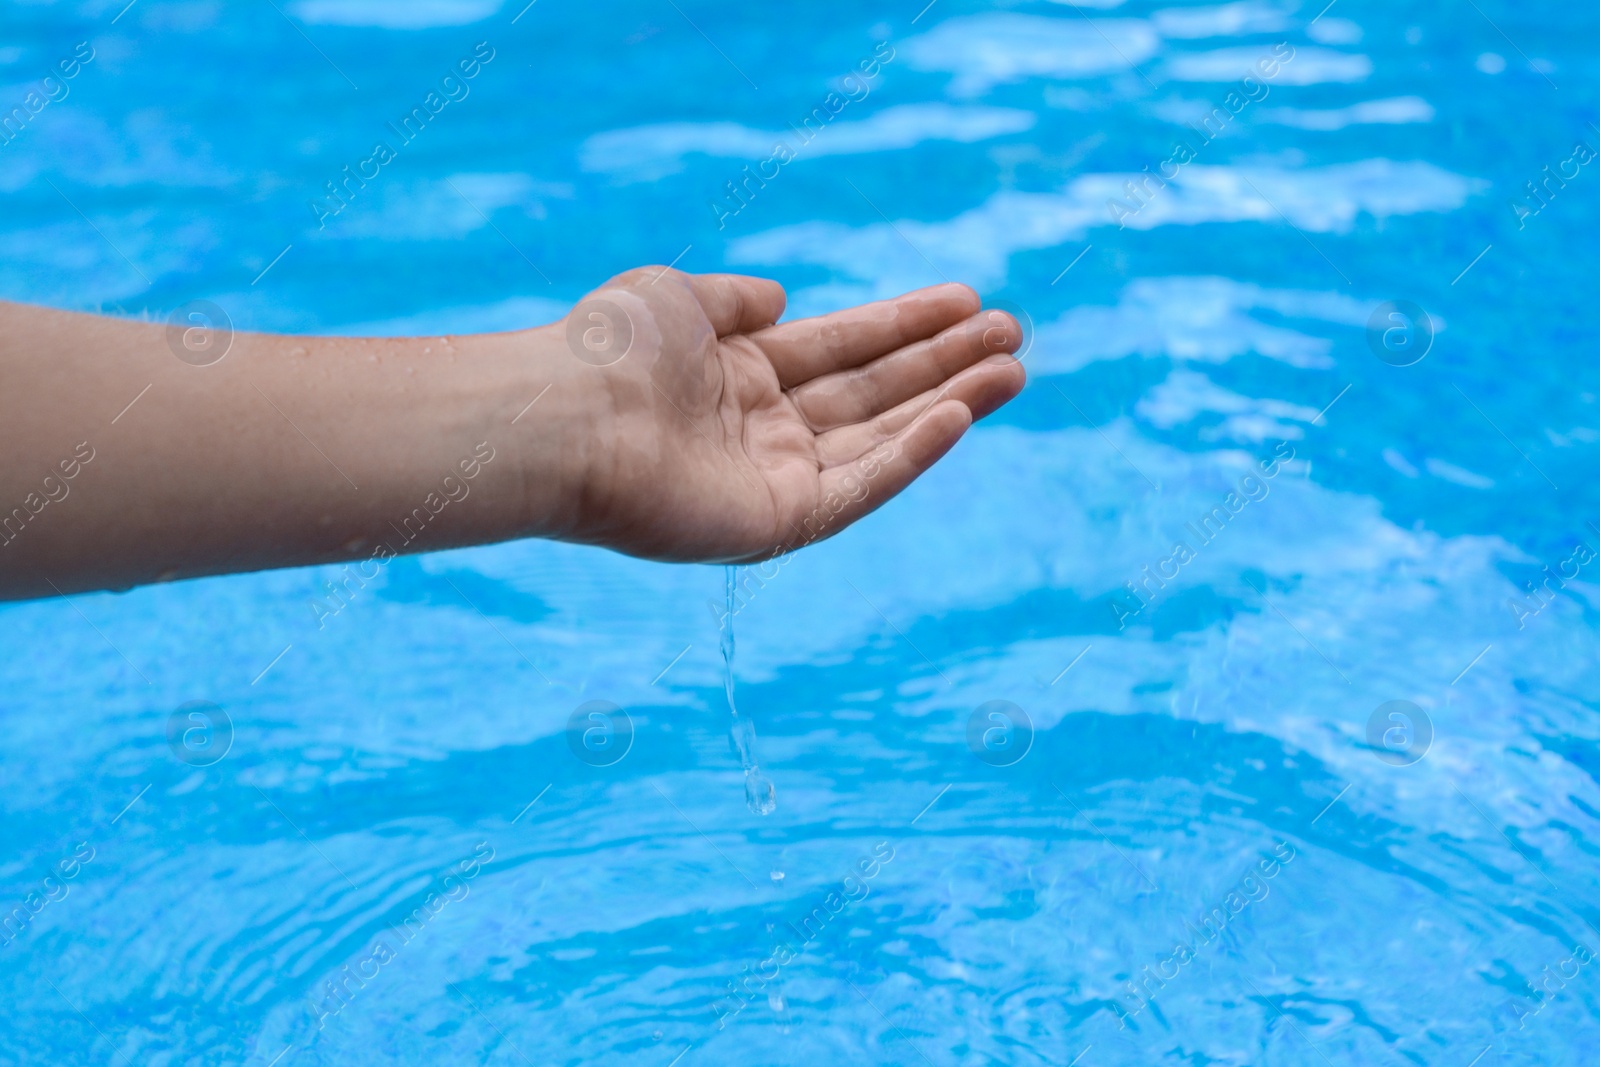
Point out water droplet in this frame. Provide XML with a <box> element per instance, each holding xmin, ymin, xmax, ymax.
<box><xmin>652</xmin><ymin>1030</ymin><xmax>663</xmax><ymax>1041</ymax></box>
<box><xmin>745</xmin><ymin>773</ymin><xmax>776</xmax><ymax>816</ymax></box>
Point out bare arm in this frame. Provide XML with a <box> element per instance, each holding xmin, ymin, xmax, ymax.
<box><xmin>0</xmin><ymin>269</ymin><xmax>1024</xmax><ymax>602</ymax></box>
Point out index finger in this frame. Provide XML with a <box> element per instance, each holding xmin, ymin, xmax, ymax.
<box><xmin>752</xmin><ymin>283</ymin><xmax>980</xmax><ymax>389</ymax></box>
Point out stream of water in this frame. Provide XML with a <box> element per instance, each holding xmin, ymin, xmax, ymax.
<box><xmin>722</xmin><ymin>566</ymin><xmax>776</xmax><ymax>816</ymax></box>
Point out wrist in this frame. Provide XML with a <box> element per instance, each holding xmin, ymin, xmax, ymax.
<box><xmin>450</xmin><ymin>320</ymin><xmax>600</xmax><ymax>546</ymax></box>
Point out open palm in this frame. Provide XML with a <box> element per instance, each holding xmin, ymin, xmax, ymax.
<box><xmin>561</xmin><ymin>267</ymin><xmax>1025</xmax><ymax>562</ymax></box>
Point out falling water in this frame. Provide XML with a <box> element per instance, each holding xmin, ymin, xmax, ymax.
<box><xmin>722</xmin><ymin>566</ymin><xmax>776</xmax><ymax>815</ymax></box>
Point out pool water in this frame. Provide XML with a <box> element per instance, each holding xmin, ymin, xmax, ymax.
<box><xmin>4</xmin><ymin>1</ymin><xmax>1600</xmax><ymax>1064</ymax></box>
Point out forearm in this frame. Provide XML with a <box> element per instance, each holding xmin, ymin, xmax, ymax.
<box><xmin>1</xmin><ymin>270</ymin><xmax>1023</xmax><ymax>599</ymax></box>
<box><xmin>0</xmin><ymin>301</ymin><xmax>585</xmax><ymax>600</ymax></box>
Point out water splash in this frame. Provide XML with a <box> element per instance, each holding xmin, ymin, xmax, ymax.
<box><xmin>722</xmin><ymin>565</ymin><xmax>776</xmax><ymax>815</ymax></box>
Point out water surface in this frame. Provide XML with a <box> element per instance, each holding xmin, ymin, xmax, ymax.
<box><xmin>2</xmin><ymin>1</ymin><xmax>1599</xmax><ymax>1064</ymax></box>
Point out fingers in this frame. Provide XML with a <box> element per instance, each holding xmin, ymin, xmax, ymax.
<box><xmin>790</xmin><ymin>309</ymin><xmax>1022</xmax><ymax>431</ymax></box>
<box><xmin>685</xmin><ymin>273</ymin><xmax>787</xmax><ymax>336</ymax></box>
<box><xmin>812</xmin><ymin>355</ymin><xmax>1025</xmax><ymax>468</ymax></box>
<box><xmin>600</xmin><ymin>268</ymin><xmax>787</xmax><ymax>336</ymax></box>
<box><xmin>787</xmin><ymin>400</ymin><xmax>972</xmax><ymax>548</ymax></box>
<box><xmin>753</xmin><ymin>283</ymin><xmax>981</xmax><ymax>389</ymax></box>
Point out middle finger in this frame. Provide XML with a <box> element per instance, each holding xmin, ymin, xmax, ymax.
<box><xmin>788</xmin><ymin>309</ymin><xmax>1021</xmax><ymax>431</ymax></box>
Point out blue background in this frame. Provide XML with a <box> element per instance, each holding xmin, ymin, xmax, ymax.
<box><xmin>2</xmin><ymin>1</ymin><xmax>1599</xmax><ymax>1064</ymax></box>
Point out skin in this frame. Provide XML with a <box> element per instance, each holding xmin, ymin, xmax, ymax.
<box><xmin>0</xmin><ymin>268</ymin><xmax>1024</xmax><ymax>602</ymax></box>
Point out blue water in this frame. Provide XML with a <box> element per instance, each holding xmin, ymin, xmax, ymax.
<box><xmin>4</xmin><ymin>1</ymin><xmax>1600</xmax><ymax>1064</ymax></box>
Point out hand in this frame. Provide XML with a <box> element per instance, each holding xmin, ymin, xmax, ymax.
<box><xmin>555</xmin><ymin>268</ymin><xmax>1025</xmax><ymax>562</ymax></box>
<box><xmin>0</xmin><ymin>271</ymin><xmax>1023</xmax><ymax>600</ymax></box>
